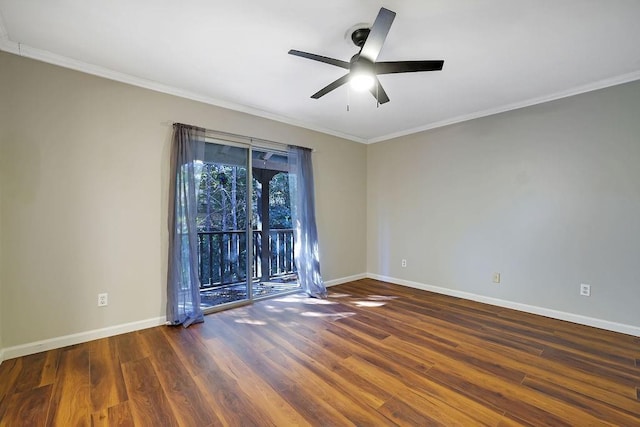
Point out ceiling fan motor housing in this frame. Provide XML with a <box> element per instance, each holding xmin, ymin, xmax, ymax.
<box><xmin>351</xmin><ymin>28</ymin><xmax>370</xmax><ymax>47</ymax></box>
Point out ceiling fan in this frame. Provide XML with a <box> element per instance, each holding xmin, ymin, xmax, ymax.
<box><xmin>288</xmin><ymin>7</ymin><xmax>444</xmax><ymax>105</ymax></box>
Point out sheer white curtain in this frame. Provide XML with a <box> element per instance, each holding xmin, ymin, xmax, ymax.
<box><xmin>288</xmin><ymin>146</ymin><xmax>327</xmax><ymax>298</ymax></box>
<box><xmin>167</xmin><ymin>124</ymin><xmax>205</xmax><ymax>326</ymax></box>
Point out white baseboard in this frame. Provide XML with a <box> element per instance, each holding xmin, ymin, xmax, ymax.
<box><xmin>0</xmin><ymin>272</ymin><xmax>366</xmax><ymax>362</ymax></box>
<box><xmin>367</xmin><ymin>273</ymin><xmax>640</xmax><ymax>337</ymax></box>
<box><xmin>1</xmin><ymin>316</ymin><xmax>167</xmax><ymax>361</ymax></box>
<box><xmin>5</xmin><ymin>271</ymin><xmax>632</xmax><ymax>362</ymax></box>
<box><xmin>325</xmin><ymin>273</ymin><xmax>367</xmax><ymax>288</ymax></box>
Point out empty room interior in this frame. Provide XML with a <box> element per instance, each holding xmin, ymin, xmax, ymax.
<box><xmin>0</xmin><ymin>1</ymin><xmax>639</xmax><ymax>425</ymax></box>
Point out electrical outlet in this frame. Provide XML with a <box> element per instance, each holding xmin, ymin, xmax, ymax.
<box><xmin>580</xmin><ymin>284</ymin><xmax>591</xmax><ymax>297</ymax></box>
<box><xmin>401</xmin><ymin>259</ymin><xmax>407</xmax><ymax>268</ymax></box>
<box><xmin>492</xmin><ymin>272</ymin><xmax>501</xmax><ymax>283</ymax></box>
<box><xmin>98</xmin><ymin>293</ymin><xmax>108</xmax><ymax>307</ymax></box>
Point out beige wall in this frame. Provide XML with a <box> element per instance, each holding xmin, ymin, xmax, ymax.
<box><xmin>3</xmin><ymin>46</ymin><xmax>638</xmax><ymax>353</ymax></box>
<box><xmin>367</xmin><ymin>80</ymin><xmax>640</xmax><ymax>328</ymax></box>
<box><xmin>0</xmin><ymin>51</ymin><xmax>367</xmax><ymax>349</ymax></box>
<box><xmin>0</xmin><ymin>128</ymin><xmax>3</xmax><ymax>354</ymax></box>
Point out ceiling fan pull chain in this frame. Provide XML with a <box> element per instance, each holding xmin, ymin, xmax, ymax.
<box><xmin>347</xmin><ymin>85</ymin><xmax>350</xmax><ymax>112</ymax></box>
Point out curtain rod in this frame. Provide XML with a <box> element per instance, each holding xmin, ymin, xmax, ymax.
<box><xmin>172</xmin><ymin>122</ymin><xmax>314</xmax><ymax>152</ymax></box>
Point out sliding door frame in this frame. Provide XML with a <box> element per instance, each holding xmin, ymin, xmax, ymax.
<box><xmin>200</xmin><ymin>136</ymin><xmax>299</xmax><ymax>314</ymax></box>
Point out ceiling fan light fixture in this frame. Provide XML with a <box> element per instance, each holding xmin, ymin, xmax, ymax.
<box><xmin>350</xmin><ymin>72</ymin><xmax>375</xmax><ymax>92</ymax></box>
<box><xmin>349</xmin><ymin>56</ymin><xmax>375</xmax><ymax>92</ymax></box>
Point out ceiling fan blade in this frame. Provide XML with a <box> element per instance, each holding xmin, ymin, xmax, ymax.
<box><xmin>375</xmin><ymin>60</ymin><xmax>444</xmax><ymax>74</ymax></box>
<box><xmin>311</xmin><ymin>74</ymin><xmax>350</xmax><ymax>99</ymax></box>
<box><xmin>288</xmin><ymin>50</ymin><xmax>350</xmax><ymax>69</ymax></box>
<box><xmin>369</xmin><ymin>77</ymin><xmax>390</xmax><ymax>104</ymax></box>
<box><xmin>359</xmin><ymin>7</ymin><xmax>396</xmax><ymax>63</ymax></box>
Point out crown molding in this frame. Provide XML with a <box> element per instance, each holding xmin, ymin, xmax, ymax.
<box><xmin>0</xmin><ymin>39</ymin><xmax>366</xmax><ymax>144</ymax></box>
<box><xmin>1</xmin><ymin>28</ymin><xmax>639</xmax><ymax>145</ymax></box>
<box><xmin>368</xmin><ymin>70</ymin><xmax>640</xmax><ymax>144</ymax></box>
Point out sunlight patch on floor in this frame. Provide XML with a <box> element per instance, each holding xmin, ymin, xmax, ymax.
<box><xmin>367</xmin><ymin>295</ymin><xmax>399</xmax><ymax>300</ymax></box>
<box><xmin>354</xmin><ymin>300</ymin><xmax>386</xmax><ymax>307</ymax></box>
<box><xmin>328</xmin><ymin>292</ymin><xmax>352</xmax><ymax>298</ymax></box>
<box><xmin>300</xmin><ymin>311</ymin><xmax>356</xmax><ymax>319</ymax></box>
<box><xmin>274</xmin><ymin>295</ymin><xmax>337</xmax><ymax>305</ymax></box>
<box><xmin>234</xmin><ymin>318</ymin><xmax>267</xmax><ymax>325</ymax></box>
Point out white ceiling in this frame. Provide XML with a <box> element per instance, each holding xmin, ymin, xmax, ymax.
<box><xmin>1</xmin><ymin>1</ymin><xmax>639</xmax><ymax>143</ymax></box>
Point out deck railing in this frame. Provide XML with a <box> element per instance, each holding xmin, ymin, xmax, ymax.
<box><xmin>197</xmin><ymin>228</ymin><xmax>296</xmax><ymax>288</ymax></box>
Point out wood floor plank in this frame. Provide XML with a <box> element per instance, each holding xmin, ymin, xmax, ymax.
<box><xmin>113</xmin><ymin>332</ymin><xmax>148</xmax><ymax>364</ymax></box>
<box><xmin>199</xmin><ymin>320</ymin><xmax>311</xmax><ymax>426</ymax></box>
<box><xmin>13</xmin><ymin>351</ymin><xmax>47</xmax><ymax>393</ymax></box>
<box><xmin>488</xmin><ymin>324</ymin><xmax>639</xmax><ymax>371</ymax></box>
<box><xmin>383</xmin><ymin>388</ymin><xmax>492</xmax><ymax>427</ymax></box>
<box><xmin>216</xmin><ymin>320</ymin><xmax>359</xmax><ymax>425</ymax></box>
<box><xmin>323</xmin><ymin>320</ymin><xmax>434</xmax><ymax>374</ymax></box>
<box><xmin>89</xmin><ymin>338</ymin><xmax>128</xmax><ymax>413</ymax></box>
<box><xmin>0</xmin><ymin>385</ymin><xmax>52</xmax><ymax>427</ymax></box>
<box><xmin>366</xmin><ymin>293</ymin><xmax>547</xmax><ymax>356</ymax></box>
<box><xmin>456</xmin><ymin>341</ymin><xmax>640</xmax><ymax>415</ymax></box>
<box><xmin>90</xmin><ymin>408</ymin><xmax>108</xmax><ymax>427</ymax></box>
<box><xmin>385</xmin><ymin>331</ymin><xmax>624</xmax><ymax>425</ymax></box>
<box><xmin>351</xmin><ymin>282</ymin><xmax>549</xmax><ymax>357</ymax></box>
<box><xmin>120</xmin><ymin>357</ymin><xmax>179</xmax><ymax>426</ymax></box>
<box><xmin>107</xmin><ymin>401</ymin><xmax>135</xmax><ymax>427</ymax></box>
<box><xmin>255</xmin><ymin>313</ymin><xmax>394</xmax><ymax>410</ymax></box>
<box><xmin>341</xmin><ymin>353</ymin><xmax>509</xmax><ymax>426</ymax></box>
<box><xmin>522</xmin><ymin>375</ymin><xmax>640</xmax><ymax>425</ymax></box>
<box><xmin>191</xmin><ymin>319</ymin><xmax>313</xmax><ymax>421</ymax></box>
<box><xmin>552</xmin><ymin>329</ymin><xmax>640</xmax><ymax>361</ymax></box>
<box><xmin>139</xmin><ymin>327</ymin><xmax>218</xmax><ymax>426</ymax></box>
<box><xmin>408</xmin><ymin>315</ymin><xmax>639</xmax><ymax>406</ymax></box>
<box><xmin>46</xmin><ymin>346</ymin><xmax>92</xmax><ymax>426</ymax></box>
<box><xmin>426</xmin><ymin>365</ymin><xmax>575</xmax><ymax>427</ymax></box>
<box><xmin>38</xmin><ymin>349</ymin><xmax>61</xmax><ymax>387</ymax></box>
<box><xmin>378</xmin><ymin>394</ymin><xmax>441</xmax><ymax>426</ymax></box>
<box><xmin>210</xmin><ymin>317</ymin><xmax>362</xmax><ymax>426</ymax></box>
<box><xmin>197</xmin><ymin>335</ymin><xmax>309</xmax><ymax>427</ymax></box>
<box><xmin>541</xmin><ymin>346</ymin><xmax>639</xmax><ymax>393</ymax></box>
<box><xmin>0</xmin><ymin>358</ymin><xmax>22</xmax><ymax>419</ymax></box>
<box><xmin>341</xmin><ymin>308</ymin><xmax>529</xmax><ymax>383</ymax></box>
<box><xmin>264</xmin><ymin>336</ymin><xmax>396</xmax><ymax>426</ymax></box>
<box><xmin>193</xmin><ymin>359</ymin><xmax>275</xmax><ymax>427</ymax></box>
<box><xmin>161</xmin><ymin>324</ymin><xmax>215</xmax><ymax>378</ymax></box>
<box><xmin>1</xmin><ymin>279</ymin><xmax>638</xmax><ymax>426</ymax></box>
<box><xmin>264</xmin><ymin>345</ymin><xmax>391</xmax><ymax>426</ymax></box>
<box><xmin>91</xmin><ymin>401</ymin><xmax>135</xmax><ymax>427</ymax></box>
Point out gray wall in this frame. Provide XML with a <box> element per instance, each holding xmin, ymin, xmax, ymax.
<box><xmin>0</xmin><ymin>51</ymin><xmax>367</xmax><ymax>349</ymax></box>
<box><xmin>367</xmin><ymin>80</ymin><xmax>640</xmax><ymax>328</ymax></box>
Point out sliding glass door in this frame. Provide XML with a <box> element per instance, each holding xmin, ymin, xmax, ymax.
<box><xmin>197</xmin><ymin>142</ymin><xmax>251</xmax><ymax>309</ymax></box>
<box><xmin>252</xmin><ymin>148</ymin><xmax>300</xmax><ymax>299</ymax></box>
<box><xmin>196</xmin><ymin>141</ymin><xmax>300</xmax><ymax>311</ymax></box>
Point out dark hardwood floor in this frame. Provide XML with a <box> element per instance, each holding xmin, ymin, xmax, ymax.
<box><xmin>0</xmin><ymin>279</ymin><xmax>638</xmax><ymax>426</ymax></box>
